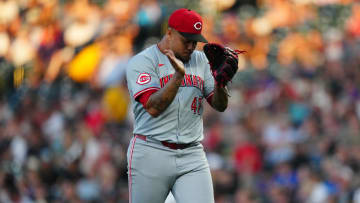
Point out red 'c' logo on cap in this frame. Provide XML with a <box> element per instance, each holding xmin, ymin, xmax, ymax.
<box><xmin>194</xmin><ymin>22</ymin><xmax>202</xmax><ymax>30</ymax></box>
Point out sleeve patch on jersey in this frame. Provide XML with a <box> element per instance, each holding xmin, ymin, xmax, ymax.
<box><xmin>136</xmin><ymin>73</ymin><xmax>151</xmax><ymax>85</ymax></box>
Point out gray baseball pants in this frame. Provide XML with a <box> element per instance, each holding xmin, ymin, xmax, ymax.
<box><xmin>127</xmin><ymin>135</ymin><xmax>214</xmax><ymax>203</ymax></box>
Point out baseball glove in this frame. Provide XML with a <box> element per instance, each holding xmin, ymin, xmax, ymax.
<box><xmin>203</xmin><ymin>43</ymin><xmax>245</xmax><ymax>87</ymax></box>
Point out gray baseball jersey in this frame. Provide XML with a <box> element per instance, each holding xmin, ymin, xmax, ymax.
<box><xmin>126</xmin><ymin>44</ymin><xmax>215</xmax><ymax>144</ymax></box>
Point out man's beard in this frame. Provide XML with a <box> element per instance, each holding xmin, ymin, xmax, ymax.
<box><xmin>175</xmin><ymin>53</ymin><xmax>191</xmax><ymax>63</ymax></box>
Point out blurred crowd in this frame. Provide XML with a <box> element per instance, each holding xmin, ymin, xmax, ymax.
<box><xmin>0</xmin><ymin>0</ymin><xmax>360</xmax><ymax>202</ymax></box>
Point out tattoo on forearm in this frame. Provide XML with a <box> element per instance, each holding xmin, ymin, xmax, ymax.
<box><xmin>212</xmin><ymin>87</ymin><xmax>228</xmax><ymax>111</ymax></box>
<box><xmin>147</xmin><ymin>75</ymin><xmax>183</xmax><ymax>113</ymax></box>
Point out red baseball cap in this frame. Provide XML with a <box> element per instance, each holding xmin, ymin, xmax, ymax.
<box><xmin>168</xmin><ymin>8</ymin><xmax>208</xmax><ymax>43</ymax></box>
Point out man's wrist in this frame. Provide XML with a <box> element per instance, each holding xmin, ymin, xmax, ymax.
<box><xmin>174</xmin><ymin>72</ymin><xmax>185</xmax><ymax>79</ymax></box>
<box><xmin>215</xmin><ymin>82</ymin><xmax>225</xmax><ymax>90</ymax></box>
<box><xmin>215</xmin><ymin>84</ymin><xmax>230</xmax><ymax>96</ymax></box>
<box><xmin>173</xmin><ymin>72</ymin><xmax>185</xmax><ymax>85</ymax></box>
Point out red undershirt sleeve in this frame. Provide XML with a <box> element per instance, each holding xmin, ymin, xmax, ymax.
<box><xmin>206</xmin><ymin>91</ymin><xmax>214</xmax><ymax>105</ymax></box>
<box><xmin>136</xmin><ymin>89</ymin><xmax>158</xmax><ymax>108</ymax></box>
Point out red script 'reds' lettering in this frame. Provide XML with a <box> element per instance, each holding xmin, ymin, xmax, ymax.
<box><xmin>136</xmin><ymin>73</ymin><xmax>151</xmax><ymax>85</ymax></box>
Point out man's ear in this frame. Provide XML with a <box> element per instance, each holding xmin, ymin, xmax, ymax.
<box><xmin>167</xmin><ymin>28</ymin><xmax>173</xmax><ymax>38</ymax></box>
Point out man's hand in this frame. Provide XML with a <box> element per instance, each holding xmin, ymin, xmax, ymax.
<box><xmin>145</xmin><ymin>49</ymin><xmax>185</xmax><ymax>117</ymax></box>
<box><xmin>164</xmin><ymin>49</ymin><xmax>185</xmax><ymax>76</ymax></box>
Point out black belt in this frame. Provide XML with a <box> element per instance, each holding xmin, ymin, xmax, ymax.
<box><xmin>134</xmin><ymin>134</ymin><xmax>197</xmax><ymax>150</ymax></box>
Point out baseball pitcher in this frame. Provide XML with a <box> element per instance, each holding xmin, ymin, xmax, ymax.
<box><xmin>126</xmin><ymin>8</ymin><xmax>242</xmax><ymax>203</ymax></box>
